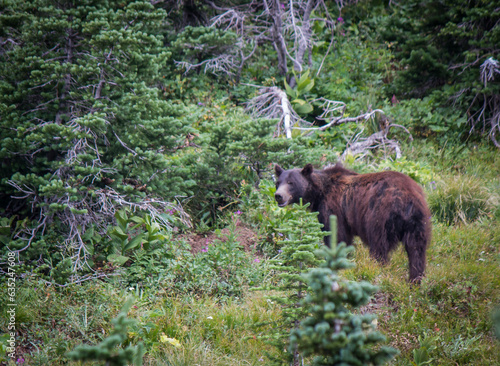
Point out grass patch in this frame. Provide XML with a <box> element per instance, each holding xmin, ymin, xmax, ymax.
<box><xmin>344</xmin><ymin>220</ymin><xmax>500</xmax><ymax>366</ymax></box>
<box><xmin>427</xmin><ymin>175</ymin><xmax>498</xmax><ymax>225</ymax></box>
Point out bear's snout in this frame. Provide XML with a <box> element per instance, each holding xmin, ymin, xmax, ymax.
<box><xmin>275</xmin><ymin>190</ymin><xmax>291</xmax><ymax>207</ymax></box>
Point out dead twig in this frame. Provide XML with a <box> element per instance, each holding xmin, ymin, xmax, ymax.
<box><xmin>341</xmin><ymin>123</ymin><xmax>413</xmax><ymax>161</ymax></box>
<box><xmin>245</xmin><ymin>86</ymin><xmax>311</xmax><ymax>138</ymax></box>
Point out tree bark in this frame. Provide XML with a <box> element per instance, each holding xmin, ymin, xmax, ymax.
<box><xmin>267</xmin><ymin>0</ymin><xmax>288</xmax><ymax>77</ymax></box>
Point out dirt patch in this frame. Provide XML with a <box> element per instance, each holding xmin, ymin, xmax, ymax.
<box><xmin>177</xmin><ymin>220</ymin><xmax>261</xmax><ymax>254</ymax></box>
<box><xmin>360</xmin><ymin>291</ymin><xmax>399</xmax><ymax>315</ymax></box>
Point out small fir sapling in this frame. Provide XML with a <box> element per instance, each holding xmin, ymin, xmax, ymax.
<box><xmin>254</xmin><ymin>200</ymin><xmax>325</xmax><ymax>365</ymax></box>
<box><xmin>67</xmin><ymin>297</ymin><xmax>144</xmax><ymax>366</ymax></box>
<box><xmin>290</xmin><ymin>216</ymin><xmax>398</xmax><ymax>366</ymax></box>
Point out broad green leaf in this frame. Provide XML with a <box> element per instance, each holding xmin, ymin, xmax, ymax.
<box><xmin>124</xmin><ymin>234</ymin><xmax>143</xmax><ymax>251</ymax></box>
<box><xmin>292</xmin><ymin>98</ymin><xmax>307</xmax><ymax>105</ymax></box>
<box><xmin>115</xmin><ymin>210</ymin><xmax>128</xmax><ymax>228</ymax></box>
<box><xmin>107</xmin><ymin>254</ymin><xmax>130</xmax><ymax>266</ymax></box>
<box><xmin>284</xmin><ymin>80</ymin><xmax>296</xmax><ymax>99</ymax></box>
<box><xmin>294</xmin><ymin>104</ymin><xmax>313</xmax><ymax>114</ymax></box>
<box><xmin>130</xmin><ymin>216</ymin><xmax>144</xmax><ymax>224</ymax></box>
<box><xmin>111</xmin><ymin>227</ymin><xmax>129</xmax><ymax>240</ymax></box>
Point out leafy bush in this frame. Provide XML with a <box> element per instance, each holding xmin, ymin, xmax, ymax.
<box><xmin>376</xmin><ymin>157</ymin><xmax>434</xmax><ymax>185</ymax></box>
<box><xmin>105</xmin><ymin>210</ymin><xmax>171</xmax><ymax>267</ymax></box>
<box><xmin>162</xmin><ymin>218</ymin><xmax>265</xmax><ymax>298</ymax></box>
<box><xmin>386</xmin><ymin>98</ymin><xmax>468</xmax><ymax>141</ymax></box>
<box><xmin>239</xmin><ymin>179</ymin><xmax>302</xmax><ymax>255</ymax></box>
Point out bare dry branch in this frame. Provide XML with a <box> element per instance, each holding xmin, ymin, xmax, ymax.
<box><xmin>112</xmin><ymin>129</ymin><xmax>138</xmax><ymax>156</ymax></box>
<box><xmin>8</xmin><ymin>179</ymin><xmax>192</xmax><ymax>274</ymax></box>
<box><xmin>210</xmin><ymin>8</ymin><xmax>246</xmax><ymax>34</ymax></box>
<box><xmin>480</xmin><ymin>57</ymin><xmax>500</xmax><ymax>86</ymax></box>
<box><xmin>245</xmin><ymin>86</ymin><xmax>311</xmax><ymax>137</ymax></box>
<box><xmin>245</xmin><ymin>88</ymin><xmax>391</xmax><ymax>143</ymax></box>
<box><xmin>42</xmin><ymin>272</ymin><xmax>117</xmax><ymax>287</ymax></box>
<box><xmin>294</xmin><ymin>99</ymin><xmax>385</xmax><ymax>132</ymax></box>
<box><xmin>93</xmin><ymin>187</ymin><xmax>191</xmax><ymax>230</ymax></box>
<box><xmin>175</xmin><ymin>53</ymin><xmax>237</xmax><ymax>75</ymax></box>
<box><xmin>341</xmin><ymin>123</ymin><xmax>413</xmax><ymax>161</ymax></box>
<box><xmin>466</xmin><ymin>57</ymin><xmax>500</xmax><ymax>147</ymax></box>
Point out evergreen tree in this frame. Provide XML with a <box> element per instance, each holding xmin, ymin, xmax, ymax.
<box><xmin>290</xmin><ymin>217</ymin><xmax>398</xmax><ymax>366</ymax></box>
<box><xmin>0</xmin><ymin>0</ymin><xmax>193</xmax><ymax>273</ymax></box>
<box><xmin>177</xmin><ymin>113</ymin><xmax>307</xmax><ymax>224</ymax></box>
<box><xmin>230</xmin><ymin>117</ymin><xmax>291</xmax><ymax>187</ymax></box>
<box><xmin>255</xmin><ymin>201</ymin><xmax>325</xmax><ymax>365</ymax></box>
<box><xmin>379</xmin><ymin>0</ymin><xmax>499</xmax><ymax>143</ymax></box>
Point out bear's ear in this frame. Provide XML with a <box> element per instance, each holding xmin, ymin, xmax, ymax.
<box><xmin>275</xmin><ymin>164</ymin><xmax>284</xmax><ymax>177</ymax></box>
<box><xmin>301</xmin><ymin>164</ymin><xmax>314</xmax><ymax>177</ymax></box>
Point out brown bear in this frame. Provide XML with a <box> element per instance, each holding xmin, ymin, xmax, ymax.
<box><xmin>274</xmin><ymin>163</ymin><xmax>431</xmax><ymax>283</ymax></box>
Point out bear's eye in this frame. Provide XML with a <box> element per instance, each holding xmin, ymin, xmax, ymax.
<box><xmin>287</xmin><ymin>181</ymin><xmax>293</xmax><ymax>186</ymax></box>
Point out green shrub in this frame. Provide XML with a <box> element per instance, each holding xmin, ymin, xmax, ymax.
<box><xmin>67</xmin><ymin>297</ymin><xmax>144</xmax><ymax>366</ymax></box>
<box><xmin>164</xmin><ymin>217</ymin><xmax>265</xmax><ymax>298</ymax></box>
<box><xmin>290</xmin><ymin>218</ymin><xmax>398</xmax><ymax>366</ymax></box>
<box><xmin>0</xmin><ymin>0</ymin><xmax>193</xmax><ymax>278</ymax></box>
<box><xmin>253</xmin><ymin>201</ymin><xmax>325</xmax><ymax>365</ymax></box>
<box><xmin>376</xmin><ymin>157</ymin><xmax>434</xmax><ymax>185</ymax></box>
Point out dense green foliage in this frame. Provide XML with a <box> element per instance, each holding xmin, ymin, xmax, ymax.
<box><xmin>379</xmin><ymin>0</ymin><xmax>500</xmax><ymax>141</ymax></box>
<box><xmin>254</xmin><ymin>201</ymin><xmax>325</xmax><ymax>364</ymax></box>
<box><xmin>0</xmin><ymin>0</ymin><xmax>195</xmax><ymax>277</ymax></box>
<box><xmin>0</xmin><ymin>0</ymin><xmax>499</xmax><ymax>365</ymax></box>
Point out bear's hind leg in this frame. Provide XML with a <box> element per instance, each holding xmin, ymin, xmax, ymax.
<box><xmin>368</xmin><ymin>243</ymin><xmax>390</xmax><ymax>265</ymax></box>
<box><xmin>366</xmin><ymin>229</ymin><xmax>393</xmax><ymax>265</ymax></box>
<box><xmin>403</xmin><ymin>234</ymin><xmax>427</xmax><ymax>283</ymax></box>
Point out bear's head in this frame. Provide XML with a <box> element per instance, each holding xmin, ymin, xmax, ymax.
<box><xmin>274</xmin><ymin>164</ymin><xmax>314</xmax><ymax>207</ymax></box>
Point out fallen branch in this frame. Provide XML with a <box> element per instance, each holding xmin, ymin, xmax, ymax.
<box><xmin>245</xmin><ymin>86</ymin><xmax>311</xmax><ymax>138</ymax></box>
<box><xmin>295</xmin><ymin>99</ymin><xmax>384</xmax><ymax>132</ymax></box>
<box><xmin>175</xmin><ymin>53</ymin><xmax>237</xmax><ymax>76</ymax></box>
<box><xmin>341</xmin><ymin>123</ymin><xmax>413</xmax><ymax>161</ymax></box>
<box><xmin>246</xmin><ymin>89</ymin><xmax>387</xmax><ymax>138</ymax></box>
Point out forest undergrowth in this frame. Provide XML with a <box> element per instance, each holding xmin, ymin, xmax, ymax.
<box><xmin>1</xmin><ymin>142</ymin><xmax>499</xmax><ymax>366</ymax></box>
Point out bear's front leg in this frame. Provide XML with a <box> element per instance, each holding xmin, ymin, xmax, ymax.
<box><xmin>319</xmin><ymin>211</ymin><xmax>353</xmax><ymax>247</ymax></box>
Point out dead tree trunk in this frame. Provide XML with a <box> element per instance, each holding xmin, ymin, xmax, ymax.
<box><xmin>265</xmin><ymin>0</ymin><xmax>289</xmax><ymax>78</ymax></box>
<box><xmin>288</xmin><ymin>0</ymin><xmax>315</xmax><ymax>88</ymax></box>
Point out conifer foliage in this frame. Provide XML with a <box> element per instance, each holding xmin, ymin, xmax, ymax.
<box><xmin>380</xmin><ymin>0</ymin><xmax>500</xmax><ymax>144</ymax></box>
<box><xmin>255</xmin><ymin>201</ymin><xmax>325</xmax><ymax>365</ymax></box>
<box><xmin>290</xmin><ymin>217</ymin><xmax>398</xmax><ymax>365</ymax></box>
<box><xmin>0</xmin><ymin>0</ymin><xmax>192</xmax><ymax>271</ymax></box>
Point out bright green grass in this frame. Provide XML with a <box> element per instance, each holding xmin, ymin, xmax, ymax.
<box><xmin>0</xmin><ymin>281</ymin><xmax>280</xmax><ymax>365</ymax></box>
<box><xmin>343</xmin><ymin>219</ymin><xmax>500</xmax><ymax>366</ymax></box>
<box><xmin>140</xmin><ymin>293</ymin><xmax>281</xmax><ymax>365</ymax></box>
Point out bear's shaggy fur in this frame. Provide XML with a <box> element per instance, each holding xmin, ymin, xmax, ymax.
<box><xmin>274</xmin><ymin>163</ymin><xmax>431</xmax><ymax>283</ymax></box>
